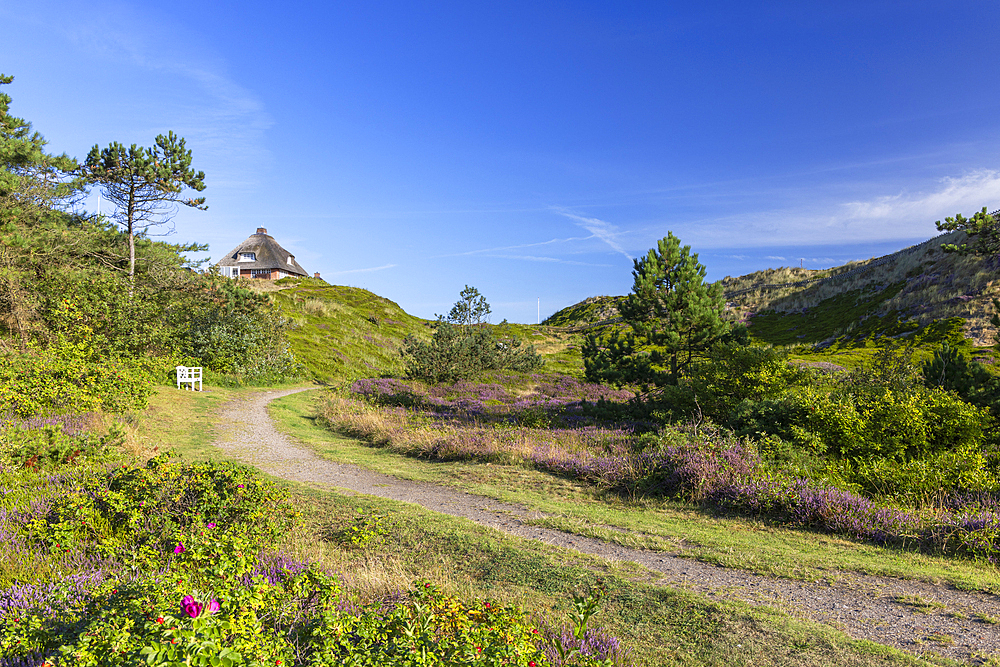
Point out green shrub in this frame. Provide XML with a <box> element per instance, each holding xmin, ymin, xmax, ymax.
<box><xmin>803</xmin><ymin>385</ymin><xmax>986</xmax><ymax>461</ymax></box>
<box><xmin>686</xmin><ymin>343</ymin><xmax>805</xmax><ymax>423</ymax></box>
<box><xmin>23</xmin><ymin>455</ymin><xmax>298</xmax><ymax>576</ymax></box>
<box><xmin>1</xmin><ymin>575</ymin><xmax>563</xmax><ymax>667</ymax></box>
<box><xmin>922</xmin><ymin>342</ymin><xmax>1000</xmax><ymax>414</ymax></box>
<box><xmin>309</xmin><ymin>581</ymin><xmax>549</xmax><ymax>666</ymax></box>
<box><xmin>730</xmin><ymin>396</ymin><xmax>812</xmax><ymax>443</ymax></box>
<box><xmin>0</xmin><ymin>347</ymin><xmax>154</xmax><ymax>417</ymax></box>
<box><xmin>0</xmin><ymin>423</ymin><xmax>122</xmax><ymax>470</ymax></box>
<box><xmin>827</xmin><ymin>444</ymin><xmax>997</xmax><ymax>500</ymax></box>
<box><xmin>402</xmin><ymin>322</ymin><xmax>543</xmax><ymax>383</ymax></box>
<box><xmin>186</xmin><ymin>305</ymin><xmax>302</xmax><ymax>384</ymax></box>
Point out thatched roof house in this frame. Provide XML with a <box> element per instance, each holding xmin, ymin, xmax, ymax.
<box><xmin>216</xmin><ymin>228</ymin><xmax>309</xmax><ymax>280</ymax></box>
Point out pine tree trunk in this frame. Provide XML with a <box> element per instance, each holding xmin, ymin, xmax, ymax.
<box><xmin>127</xmin><ymin>188</ymin><xmax>136</xmax><ymax>297</ymax></box>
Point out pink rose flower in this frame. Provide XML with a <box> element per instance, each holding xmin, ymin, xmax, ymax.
<box><xmin>181</xmin><ymin>595</ymin><xmax>203</xmax><ymax>618</ymax></box>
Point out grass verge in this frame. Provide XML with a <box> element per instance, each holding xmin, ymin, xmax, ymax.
<box><xmin>136</xmin><ymin>382</ymin><xmax>313</xmax><ymax>461</ymax></box>
<box><xmin>280</xmin><ymin>482</ymin><xmax>956</xmax><ymax>667</ymax></box>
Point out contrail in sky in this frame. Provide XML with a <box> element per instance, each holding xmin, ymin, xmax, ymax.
<box><xmin>553</xmin><ymin>210</ymin><xmax>633</xmax><ymax>261</ymax></box>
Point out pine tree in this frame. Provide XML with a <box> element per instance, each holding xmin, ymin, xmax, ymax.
<box><xmin>584</xmin><ymin>233</ymin><xmax>729</xmax><ymax>388</ymax></box>
<box><xmin>0</xmin><ymin>74</ymin><xmax>85</xmax><ymax>346</ymax></box>
<box><xmin>83</xmin><ymin>132</ymin><xmax>207</xmax><ymax>282</ymax></box>
<box><xmin>936</xmin><ymin>207</ymin><xmax>1000</xmax><ymax>255</ymax></box>
<box><xmin>445</xmin><ymin>285</ymin><xmax>491</xmax><ymax>326</ymax></box>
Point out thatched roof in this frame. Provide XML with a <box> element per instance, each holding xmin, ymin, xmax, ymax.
<box><xmin>216</xmin><ymin>228</ymin><xmax>308</xmax><ymax>276</ymax></box>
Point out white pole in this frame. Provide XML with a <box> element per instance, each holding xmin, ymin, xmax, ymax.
<box><xmin>537</xmin><ymin>297</ymin><xmax>540</xmax><ymax>325</ymax></box>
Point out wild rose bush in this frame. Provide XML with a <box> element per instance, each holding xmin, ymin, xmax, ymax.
<box><xmin>0</xmin><ymin>348</ymin><xmax>154</xmax><ymax>418</ymax></box>
<box><xmin>0</xmin><ymin>414</ymin><xmax>108</xmax><ymax>473</ymax></box>
<box><xmin>0</xmin><ymin>457</ymin><xmax>626</xmax><ymax>666</ymax></box>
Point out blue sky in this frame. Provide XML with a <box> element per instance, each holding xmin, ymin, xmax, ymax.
<box><xmin>3</xmin><ymin>1</ymin><xmax>1000</xmax><ymax>322</ymax></box>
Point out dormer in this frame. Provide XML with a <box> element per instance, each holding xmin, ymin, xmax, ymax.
<box><xmin>239</xmin><ymin>252</ymin><xmax>256</xmax><ymax>262</ymax></box>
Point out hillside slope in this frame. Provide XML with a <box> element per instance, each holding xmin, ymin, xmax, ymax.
<box><xmin>266</xmin><ymin>278</ymin><xmax>428</xmax><ymax>382</ymax></box>
<box><xmin>542</xmin><ymin>230</ymin><xmax>1000</xmax><ymax>347</ymax></box>
<box><xmin>264</xmin><ymin>278</ymin><xmax>586</xmax><ymax>382</ymax></box>
<box><xmin>723</xmin><ymin>230</ymin><xmax>999</xmax><ymax>345</ymax></box>
<box><xmin>541</xmin><ymin>296</ymin><xmax>625</xmax><ymax>327</ymax></box>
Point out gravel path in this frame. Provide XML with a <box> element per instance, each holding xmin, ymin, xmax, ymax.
<box><xmin>211</xmin><ymin>387</ymin><xmax>1000</xmax><ymax>664</ymax></box>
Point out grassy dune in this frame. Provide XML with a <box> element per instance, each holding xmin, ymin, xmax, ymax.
<box><xmin>267</xmin><ymin>277</ymin><xmax>428</xmax><ymax>382</ymax></box>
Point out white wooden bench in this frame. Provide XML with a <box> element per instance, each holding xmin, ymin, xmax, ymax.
<box><xmin>176</xmin><ymin>366</ymin><xmax>203</xmax><ymax>391</ymax></box>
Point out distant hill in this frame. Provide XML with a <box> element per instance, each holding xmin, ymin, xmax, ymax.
<box><xmin>723</xmin><ymin>230</ymin><xmax>999</xmax><ymax>346</ymax></box>
<box><xmin>541</xmin><ymin>230</ymin><xmax>1000</xmax><ymax>347</ymax></box>
<box><xmin>264</xmin><ymin>278</ymin><xmax>585</xmax><ymax>382</ymax></box>
<box><xmin>541</xmin><ymin>296</ymin><xmax>625</xmax><ymax>327</ymax></box>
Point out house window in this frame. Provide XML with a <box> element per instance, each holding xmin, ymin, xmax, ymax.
<box><xmin>287</xmin><ymin>255</ymin><xmax>294</xmax><ymax>265</ymax></box>
<box><xmin>250</xmin><ymin>269</ymin><xmax>271</xmax><ymax>279</ymax></box>
<box><xmin>239</xmin><ymin>252</ymin><xmax>256</xmax><ymax>261</ymax></box>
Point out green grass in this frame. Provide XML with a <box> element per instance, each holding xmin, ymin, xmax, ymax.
<box><xmin>267</xmin><ymin>278</ymin><xmax>587</xmax><ymax>382</ymax></box>
<box><xmin>269</xmin><ymin>278</ymin><xmax>428</xmax><ymax>382</ymax></box>
<box><xmin>281</xmin><ymin>482</ymin><xmax>950</xmax><ymax>667</ymax></box>
<box><xmin>268</xmin><ymin>389</ymin><xmax>1000</xmax><ymax>595</ymax></box>
<box><xmin>136</xmin><ymin>381</ymin><xmax>315</xmax><ymax>461</ymax></box>
<box><xmin>747</xmin><ymin>283</ymin><xmax>909</xmax><ymax>346</ymax></box>
<box><xmin>134</xmin><ymin>384</ymin><xmax>239</xmax><ymax>460</ymax></box>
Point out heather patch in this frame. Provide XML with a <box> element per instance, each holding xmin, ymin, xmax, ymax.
<box><xmin>349</xmin><ymin>374</ymin><xmax>635</xmax><ymax>424</ymax></box>
<box><xmin>329</xmin><ymin>381</ymin><xmax>1000</xmax><ymax>565</ymax></box>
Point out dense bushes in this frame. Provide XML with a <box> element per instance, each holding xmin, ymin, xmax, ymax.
<box><xmin>0</xmin><ymin>456</ymin><xmax>623</xmax><ymax>666</ymax></box>
<box><xmin>0</xmin><ymin>346</ymin><xmax>155</xmax><ymax>418</ymax></box>
<box><xmin>922</xmin><ymin>342</ymin><xmax>1000</xmax><ymax>412</ymax></box>
<box><xmin>0</xmin><ymin>420</ymin><xmax>121</xmax><ymax>471</ymax></box>
<box><xmin>684</xmin><ymin>343</ymin><xmax>804</xmax><ymax>422</ymax></box>
<box><xmin>402</xmin><ymin>322</ymin><xmax>543</xmax><ymax>382</ymax></box>
<box><xmin>185</xmin><ymin>287</ymin><xmax>302</xmax><ymax>385</ymax></box>
<box><xmin>645</xmin><ymin>341</ymin><xmax>998</xmax><ymax>500</ymax></box>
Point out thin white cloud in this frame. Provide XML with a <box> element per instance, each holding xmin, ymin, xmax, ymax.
<box><xmin>673</xmin><ymin>170</ymin><xmax>1000</xmax><ymax>249</ymax></box>
<box><xmin>329</xmin><ymin>264</ymin><xmax>397</xmax><ymax>276</ymax></box>
<box><xmin>485</xmin><ymin>254</ymin><xmax>613</xmax><ymax>267</ymax></box>
<box><xmin>442</xmin><ymin>235</ymin><xmax>593</xmax><ymax>258</ymax></box>
<box><xmin>840</xmin><ymin>170</ymin><xmax>1000</xmax><ymax>226</ymax></box>
<box><xmin>553</xmin><ymin>210</ymin><xmax>634</xmax><ymax>261</ymax></box>
<box><xmin>765</xmin><ymin>255</ymin><xmax>786</xmax><ymax>260</ymax></box>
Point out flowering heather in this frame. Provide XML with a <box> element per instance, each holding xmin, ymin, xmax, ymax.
<box><xmin>0</xmin><ymin>570</ymin><xmax>108</xmax><ymax>621</ymax></box>
<box><xmin>329</xmin><ymin>385</ymin><xmax>1000</xmax><ymax>563</ymax></box>
<box><xmin>349</xmin><ymin>374</ymin><xmax>634</xmax><ymax>426</ymax></box>
<box><xmin>545</xmin><ymin>627</ymin><xmax>630</xmax><ymax>666</ymax></box>
<box><xmin>241</xmin><ymin>551</ymin><xmax>309</xmax><ymax>586</ymax></box>
<box><xmin>0</xmin><ymin>650</ymin><xmax>51</xmax><ymax>667</ymax></box>
<box><xmin>0</xmin><ymin>413</ymin><xmax>101</xmax><ymax>436</ymax></box>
